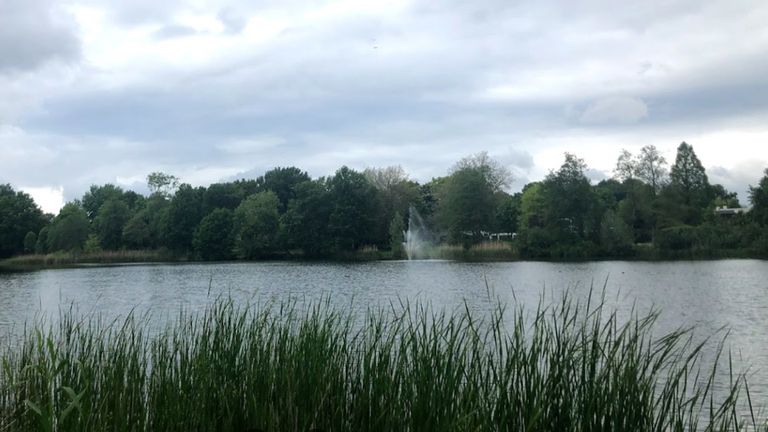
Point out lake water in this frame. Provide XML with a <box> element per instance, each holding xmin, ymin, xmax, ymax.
<box><xmin>2</xmin><ymin>259</ymin><xmax>768</xmax><ymax>405</ymax></box>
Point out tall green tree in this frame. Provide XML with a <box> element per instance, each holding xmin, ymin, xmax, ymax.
<box><xmin>389</xmin><ymin>211</ymin><xmax>405</xmax><ymax>259</ymax></box>
<box><xmin>364</xmin><ymin>166</ymin><xmax>420</xmax><ymax>248</ymax></box>
<box><xmin>94</xmin><ymin>199</ymin><xmax>130</xmax><ymax>250</ymax></box>
<box><xmin>256</xmin><ymin>167</ymin><xmax>311</xmax><ymax>213</ymax></box>
<box><xmin>635</xmin><ymin>145</ymin><xmax>668</xmax><ymax>194</ymax></box>
<box><xmin>281</xmin><ymin>180</ymin><xmax>333</xmax><ymax>257</ymax></box>
<box><xmin>0</xmin><ymin>184</ymin><xmax>47</xmax><ymax>258</ymax></box>
<box><xmin>327</xmin><ymin>167</ymin><xmax>378</xmax><ymax>252</ymax></box>
<box><xmin>600</xmin><ymin>209</ymin><xmax>634</xmax><ymax>256</ymax></box>
<box><xmin>193</xmin><ymin>208</ymin><xmax>235</xmax><ymax>261</ymax></box>
<box><xmin>122</xmin><ymin>209</ymin><xmax>152</xmax><ymax>249</ymax></box>
<box><xmin>437</xmin><ymin>166</ymin><xmax>496</xmax><ymax>245</ymax></box>
<box><xmin>147</xmin><ymin>172</ymin><xmax>179</xmax><ymax>198</ymax></box>
<box><xmin>233</xmin><ymin>191</ymin><xmax>281</xmax><ymax>259</ymax></box>
<box><xmin>164</xmin><ymin>184</ymin><xmax>204</xmax><ymax>254</ymax></box>
<box><xmin>202</xmin><ymin>183</ymin><xmax>244</xmax><ymax>213</ymax></box>
<box><xmin>82</xmin><ymin>184</ymin><xmax>124</xmax><ymax>221</ymax></box>
<box><xmin>451</xmin><ymin>151</ymin><xmax>512</xmax><ymax>193</ymax></box>
<box><xmin>48</xmin><ymin>203</ymin><xmax>90</xmax><ymax>252</ymax></box>
<box><xmin>750</xmin><ymin>168</ymin><xmax>768</xmax><ymax>226</ymax></box>
<box><xmin>663</xmin><ymin>142</ymin><xmax>712</xmax><ymax>225</ymax></box>
<box><xmin>670</xmin><ymin>142</ymin><xmax>710</xmax><ymax>200</ymax></box>
<box><xmin>542</xmin><ymin>153</ymin><xmax>599</xmax><ymax>242</ymax></box>
<box><xmin>23</xmin><ymin>231</ymin><xmax>37</xmax><ymax>254</ymax></box>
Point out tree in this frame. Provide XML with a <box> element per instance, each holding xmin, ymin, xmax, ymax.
<box><xmin>0</xmin><ymin>184</ymin><xmax>47</xmax><ymax>258</ymax></box>
<box><xmin>389</xmin><ymin>211</ymin><xmax>405</xmax><ymax>259</ymax></box>
<box><xmin>365</xmin><ymin>166</ymin><xmax>420</xmax><ymax>248</ymax></box>
<box><xmin>256</xmin><ymin>167</ymin><xmax>311</xmax><ymax>213</ymax></box>
<box><xmin>451</xmin><ymin>151</ymin><xmax>512</xmax><ymax>193</ymax></box>
<box><xmin>94</xmin><ymin>199</ymin><xmax>130</xmax><ymax>250</ymax></box>
<box><xmin>23</xmin><ymin>231</ymin><xmax>37</xmax><ymax>254</ymax></box>
<box><xmin>437</xmin><ymin>166</ymin><xmax>496</xmax><ymax>245</ymax></box>
<box><xmin>614</xmin><ymin>149</ymin><xmax>637</xmax><ymax>182</ymax></box>
<box><xmin>164</xmin><ymin>184</ymin><xmax>204</xmax><ymax>254</ymax></box>
<box><xmin>750</xmin><ymin>168</ymin><xmax>768</xmax><ymax>226</ymax></box>
<box><xmin>123</xmin><ymin>210</ymin><xmax>152</xmax><ymax>249</ymax></box>
<box><xmin>202</xmin><ymin>183</ymin><xmax>244</xmax><ymax>213</ymax></box>
<box><xmin>635</xmin><ymin>145</ymin><xmax>668</xmax><ymax>194</ymax></box>
<box><xmin>600</xmin><ymin>209</ymin><xmax>634</xmax><ymax>256</ymax></box>
<box><xmin>670</xmin><ymin>142</ymin><xmax>710</xmax><ymax>199</ymax></box>
<box><xmin>82</xmin><ymin>184</ymin><xmax>124</xmax><ymax>221</ymax></box>
<box><xmin>327</xmin><ymin>166</ymin><xmax>378</xmax><ymax>252</ymax></box>
<box><xmin>541</xmin><ymin>153</ymin><xmax>599</xmax><ymax>242</ymax></box>
<box><xmin>233</xmin><ymin>191</ymin><xmax>280</xmax><ymax>259</ymax></box>
<box><xmin>282</xmin><ymin>180</ymin><xmax>333</xmax><ymax>257</ymax></box>
<box><xmin>147</xmin><ymin>172</ymin><xmax>179</xmax><ymax>198</ymax></box>
<box><xmin>495</xmin><ymin>193</ymin><xmax>521</xmax><ymax>234</ymax></box>
<box><xmin>193</xmin><ymin>208</ymin><xmax>235</xmax><ymax>261</ymax></box>
<box><xmin>35</xmin><ymin>227</ymin><xmax>50</xmax><ymax>254</ymax></box>
<box><xmin>48</xmin><ymin>203</ymin><xmax>90</xmax><ymax>252</ymax></box>
<box><xmin>663</xmin><ymin>142</ymin><xmax>712</xmax><ymax>225</ymax></box>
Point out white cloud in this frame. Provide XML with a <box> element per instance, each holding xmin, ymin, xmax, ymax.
<box><xmin>20</xmin><ymin>185</ymin><xmax>65</xmax><ymax>215</ymax></box>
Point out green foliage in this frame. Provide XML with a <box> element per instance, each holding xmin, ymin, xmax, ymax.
<box><xmin>35</xmin><ymin>227</ymin><xmax>50</xmax><ymax>254</ymax></box>
<box><xmin>233</xmin><ymin>191</ymin><xmax>280</xmax><ymax>259</ymax></box>
<box><xmin>94</xmin><ymin>199</ymin><xmax>130</xmax><ymax>250</ymax></box>
<box><xmin>193</xmin><ymin>208</ymin><xmax>235</xmax><ymax>261</ymax></box>
<box><xmin>122</xmin><ymin>210</ymin><xmax>151</xmax><ymax>249</ymax></box>
<box><xmin>4</xmin><ymin>149</ymin><xmax>765</xmax><ymax>262</ymax></box>
<box><xmin>24</xmin><ymin>231</ymin><xmax>37</xmax><ymax>253</ymax></box>
<box><xmin>201</xmin><ymin>183</ymin><xmax>243</xmax><ymax>213</ymax></box>
<box><xmin>365</xmin><ymin>166</ymin><xmax>421</xmax><ymax>248</ymax></box>
<box><xmin>47</xmin><ymin>203</ymin><xmax>90</xmax><ymax>253</ymax></box>
<box><xmin>83</xmin><ymin>234</ymin><xmax>102</xmax><ymax>254</ymax></box>
<box><xmin>437</xmin><ymin>166</ymin><xmax>496</xmax><ymax>244</ymax></box>
<box><xmin>281</xmin><ymin>180</ymin><xmax>333</xmax><ymax>257</ymax></box>
<box><xmin>164</xmin><ymin>184</ymin><xmax>204</xmax><ymax>254</ymax></box>
<box><xmin>327</xmin><ymin>166</ymin><xmax>378</xmax><ymax>252</ymax></box>
<box><xmin>635</xmin><ymin>145</ymin><xmax>668</xmax><ymax>194</ymax></box>
<box><xmin>81</xmin><ymin>184</ymin><xmax>124</xmax><ymax>221</ymax></box>
<box><xmin>750</xmin><ymin>169</ymin><xmax>768</xmax><ymax>227</ymax></box>
<box><xmin>541</xmin><ymin>153</ymin><xmax>599</xmax><ymax>242</ymax></box>
<box><xmin>147</xmin><ymin>172</ymin><xmax>180</xmax><ymax>198</ymax></box>
<box><xmin>0</xmin><ymin>184</ymin><xmax>47</xmax><ymax>258</ymax></box>
<box><xmin>389</xmin><ymin>211</ymin><xmax>405</xmax><ymax>259</ymax></box>
<box><xmin>494</xmin><ymin>193</ymin><xmax>520</xmax><ymax>233</ymax></box>
<box><xmin>599</xmin><ymin>209</ymin><xmax>634</xmax><ymax>256</ymax></box>
<box><xmin>256</xmin><ymin>166</ymin><xmax>311</xmax><ymax>213</ymax></box>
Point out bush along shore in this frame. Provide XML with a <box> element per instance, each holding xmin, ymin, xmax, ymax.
<box><xmin>0</xmin><ymin>293</ymin><xmax>764</xmax><ymax>431</ymax></box>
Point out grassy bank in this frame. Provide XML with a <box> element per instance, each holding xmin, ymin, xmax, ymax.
<box><xmin>0</xmin><ymin>250</ymin><xmax>171</xmax><ymax>270</ymax></box>
<box><xmin>0</xmin><ymin>293</ymin><xmax>762</xmax><ymax>431</ymax></box>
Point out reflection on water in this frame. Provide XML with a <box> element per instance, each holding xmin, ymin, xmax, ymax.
<box><xmin>1</xmin><ymin>260</ymin><xmax>768</xmax><ymax>401</ymax></box>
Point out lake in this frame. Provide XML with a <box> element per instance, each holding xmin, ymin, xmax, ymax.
<box><xmin>2</xmin><ymin>259</ymin><xmax>768</xmax><ymax>401</ymax></box>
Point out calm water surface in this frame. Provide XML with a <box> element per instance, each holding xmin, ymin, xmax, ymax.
<box><xmin>2</xmin><ymin>259</ymin><xmax>768</xmax><ymax>401</ymax></box>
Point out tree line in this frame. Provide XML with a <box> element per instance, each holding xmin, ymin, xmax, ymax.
<box><xmin>2</xmin><ymin>142</ymin><xmax>768</xmax><ymax>261</ymax></box>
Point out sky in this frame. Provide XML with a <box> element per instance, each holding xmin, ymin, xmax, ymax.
<box><xmin>2</xmin><ymin>0</ymin><xmax>768</xmax><ymax>214</ymax></box>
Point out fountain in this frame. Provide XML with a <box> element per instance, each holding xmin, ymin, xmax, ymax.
<box><xmin>404</xmin><ymin>205</ymin><xmax>431</xmax><ymax>260</ymax></box>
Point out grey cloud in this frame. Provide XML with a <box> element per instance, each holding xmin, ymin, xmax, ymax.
<box><xmin>709</xmin><ymin>161</ymin><xmax>768</xmax><ymax>205</ymax></box>
<box><xmin>579</xmin><ymin>97</ymin><xmax>649</xmax><ymax>125</ymax></box>
<box><xmin>0</xmin><ymin>0</ymin><xmax>79</xmax><ymax>73</ymax></box>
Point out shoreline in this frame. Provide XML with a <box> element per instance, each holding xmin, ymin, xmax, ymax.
<box><xmin>2</xmin><ymin>249</ymin><xmax>765</xmax><ymax>272</ymax></box>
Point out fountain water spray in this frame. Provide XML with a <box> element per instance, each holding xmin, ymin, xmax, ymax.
<box><xmin>404</xmin><ymin>205</ymin><xmax>431</xmax><ymax>260</ymax></box>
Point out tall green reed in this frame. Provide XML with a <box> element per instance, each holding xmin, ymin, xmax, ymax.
<box><xmin>0</xmin><ymin>290</ymin><xmax>762</xmax><ymax>431</ymax></box>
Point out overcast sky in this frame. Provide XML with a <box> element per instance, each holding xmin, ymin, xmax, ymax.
<box><xmin>2</xmin><ymin>0</ymin><xmax>768</xmax><ymax>213</ymax></box>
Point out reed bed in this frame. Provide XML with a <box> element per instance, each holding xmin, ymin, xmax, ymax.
<box><xmin>0</xmin><ymin>250</ymin><xmax>167</xmax><ymax>269</ymax></box>
<box><xmin>0</xmin><ymin>293</ymin><xmax>762</xmax><ymax>431</ymax></box>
